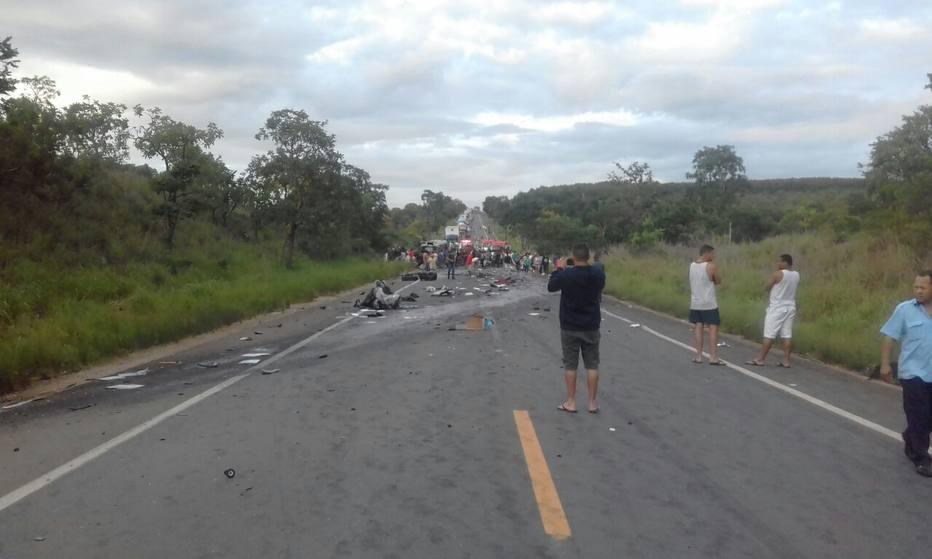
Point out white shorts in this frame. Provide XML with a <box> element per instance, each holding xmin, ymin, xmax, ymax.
<box><xmin>764</xmin><ymin>306</ymin><xmax>796</xmax><ymax>339</ymax></box>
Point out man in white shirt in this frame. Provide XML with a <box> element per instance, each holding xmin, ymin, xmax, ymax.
<box><xmin>747</xmin><ymin>254</ymin><xmax>800</xmax><ymax>368</ymax></box>
<box><xmin>689</xmin><ymin>244</ymin><xmax>723</xmax><ymax>365</ymax></box>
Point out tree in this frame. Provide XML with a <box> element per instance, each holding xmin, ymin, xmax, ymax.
<box><xmin>0</xmin><ymin>36</ymin><xmax>19</xmax><ymax>97</ymax></box>
<box><xmin>687</xmin><ymin>145</ymin><xmax>747</xmax><ymax>187</ymax></box>
<box><xmin>420</xmin><ymin>189</ymin><xmax>466</xmax><ymax>234</ymax></box>
<box><xmin>482</xmin><ymin>195</ymin><xmax>511</xmax><ymax>221</ymax></box>
<box><xmin>251</xmin><ymin>109</ymin><xmax>343</xmax><ymax>267</ymax></box>
<box><xmin>133</xmin><ymin>105</ymin><xmax>222</xmax><ymax>172</ymax></box>
<box><xmin>863</xmin><ymin>81</ymin><xmax>932</xmax><ymax>251</ymax></box>
<box><xmin>132</xmin><ymin>105</ymin><xmax>223</xmax><ymax>247</ymax></box>
<box><xmin>608</xmin><ymin>160</ymin><xmax>654</xmax><ymax>185</ymax></box>
<box><xmin>62</xmin><ymin>96</ymin><xmax>130</xmax><ymax>163</ymax></box>
<box><xmin>18</xmin><ymin>75</ymin><xmax>60</xmax><ymax>106</ymax></box>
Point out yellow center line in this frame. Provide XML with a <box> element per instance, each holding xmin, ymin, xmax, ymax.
<box><xmin>513</xmin><ymin>410</ymin><xmax>572</xmax><ymax>541</ymax></box>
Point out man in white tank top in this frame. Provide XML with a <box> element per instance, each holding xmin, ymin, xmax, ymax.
<box><xmin>689</xmin><ymin>244</ymin><xmax>724</xmax><ymax>365</ymax></box>
<box><xmin>747</xmin><ymin>254</ymin><xmax>800</xmax><ymax>367</ymax></box>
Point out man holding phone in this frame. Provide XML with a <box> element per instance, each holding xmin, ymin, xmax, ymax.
<box><xmin>548</xmin><ymin>244</ymin><xmax>606</xmax><ymax>414</ymax></box>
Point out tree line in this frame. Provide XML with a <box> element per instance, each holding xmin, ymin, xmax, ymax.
<box><xmin>0</xmin><ymin>37</ymin><xmax>444</xmax><ymax>268</ymax></box>
<box><xmin>485</xmin><ymin>76</ymin><xmax>932</xmax><ymax>257</ymax></box>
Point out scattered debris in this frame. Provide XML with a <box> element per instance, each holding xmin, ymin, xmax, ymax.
<box><xmin>355</xmin><ymin>280</ymin><xmax>404</xmax><ymax>310</ymax></box>
<box><xmin>241</xmin><ymin>352</ymin><xmax>271</xmax><ymax>358</ymax></box>
<box><xmin>98</xmin><ymin>368</ymin><xmax>149</xmax><ymax>381</ymax></box>
<box><xmin>318</xmin><ymin>354</ymin><xmax>328</xmax><ymax>359</ymax></box>
<box><xmin>320</xmin><ymin>305</ymin><xmax>327</xmax><ymax>310</ymax></box>
<box><xmin>630</xmin><ymin>323</ymin><xmax>641</xmax><ymax>328</ymax></box>
<box><xmin>239</xmin><ymin>359</ymin><xmax>261</xmax><ymax>365</ymax></box>
<box><xmin>69</xmin><ymin>404</ymin><xmax>94</xmax><ymax>412</ymax></box>
<box><xmin>197</xmin><ymin>362</ymin><xmax>219</xmax><ymax>368</ymax></box>
<box><xmin>159</xmin><ymin>361</ymin><xmax>180</xmax><ymax>365</ymax></box>
<box><xmin>14</xmin><ymin>447</ymin><xmax>20</xmax><ymax>452</ymax></box>
<box><xmin>788</xmin><ymin>383</ymin><xmax>798</xmax><ymax>387</ymax></box>
<box><xmin>33</xmin><ymin>536</ymin><xmax>46</xmax><ymax>542</ymax></box>
<box><xmin>239</xmin><ymin>336</ymin><xmax>252</xmax><ymax>341</ymax></box>
<box><xmin>240</xmin><ymin>487</ymin><xmax>253</xmax><ymax>496</ymax></box>
<box><xmin>450</xmin><ymin>315</ymin><xmax>494</xmax><ymax>331</ymax></box>
<box><xmin>224</xmin><ymin>468</ymin><xmax>236</xmax><ymax>479</ymax></box>
<box><xmin>254</xmin><ymin>331</ymin><xmax>264</xmax><ymax>335</ymax></box>
<box><xmin>609</xmin><ymin>427</ymin><xmax>616</xmax><ymax>432</ymax></box>
<box><xmin>717</xmin><ymin>342</ymin><xmax>731</xmax><ymax>348</ymax></box>
<box><xmin>528</xmin><ymin>312</ymin><xmax>540</xmax><ymax>316</ymax></box>
<box><xmin>261</xmin><ymin>369</ymin><xmax>280</xmax><ymax>375</ymax></box>
<box><xmin>106</xmin><ymin>384</ymin><xmax>144</xmax><ymax>390</ymax></box>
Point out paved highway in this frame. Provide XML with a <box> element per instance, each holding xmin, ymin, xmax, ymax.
<box><xmin>1</xmin><ymin>270</ymin><xmax>928</xmax><ymax>558</ymax></box>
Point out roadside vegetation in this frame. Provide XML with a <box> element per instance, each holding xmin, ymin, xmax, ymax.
<box><xmin>0</xmin><ymin>38</ymin><xmax>422</xmax><ymax>393</ymax></box>
<box><xmin>490</xmin><ymin>73</ymin><xmax>932</xmax><ymax>373</ymax></box>
<box><xmin>602</xmin><ymin>235</ymin><xmax>916</xmax><ymax>372</ymax></box>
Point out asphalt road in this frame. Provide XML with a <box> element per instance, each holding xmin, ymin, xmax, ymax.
<box><xmin>1</xmin><ymin>270</ymin><xmax>929</xmax><ymax>558</ymax></box>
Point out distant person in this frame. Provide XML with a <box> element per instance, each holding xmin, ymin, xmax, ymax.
<box><xmin>747</xmin><ymin>254</ymin><xmax>800</xmax><ymax>367</ymax></box>
<box><xmin>548</xmin><ymin>244</ymin><xmax>606</xmax><ymax>414</ymax></box>
<box><xmin>447</xmin><ymin>251</ymin><xmax>457</xmax><ymax>280</ymax></box>
<box><xmin>880</xmin><ymin>271</ymin><xmax>932</xmax><ymax>478</ymax></box>
<box><xmin>689</xmin><ymin>244</ymin><xmax>724</xmax><ymax>365</ymax></box>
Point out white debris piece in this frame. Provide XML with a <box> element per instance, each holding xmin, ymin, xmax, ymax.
<box><xmin>241</xmin><ymin>353</ymin><xmax>272</xmax><ymax>358</ymax></box>
<box><xmin>239</xmin><ymin>359</ymin><xmax>262</xmax><ymax>365</ymax></box>
<box><xmin>98</xmin><ymin>368</ymin><xmax>149</xmax><ymax>381</ymax></box>
<box><xmin>630</xmin><ymin>323</ymin><xmax>641</xmax><ymax>328</ymax></box>
<box><xmin>106</xmin><ymin>384</ymin><xmax>144</xmax><ymax>390</ymax></box>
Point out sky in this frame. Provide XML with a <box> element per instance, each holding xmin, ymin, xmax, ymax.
<box><xmin>3</xmin><ymin>0</ymin><xmax>931</xmax><ymax>207</ymax></box>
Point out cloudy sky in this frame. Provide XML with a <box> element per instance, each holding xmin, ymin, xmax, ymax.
<box><xmin>3</xmin><ymin>0</ymin><xmax>931</xmax><ymax>206</ymax></box>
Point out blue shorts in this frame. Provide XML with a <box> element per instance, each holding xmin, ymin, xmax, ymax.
<box><xmin>689</xmin><ymin>308</ymin><xmax>720</xmax><ymax>326</ymax></box>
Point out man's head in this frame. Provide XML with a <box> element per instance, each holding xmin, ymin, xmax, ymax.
<box><xmin>914</xmin><ymin>271</ymin><xmax>932</xmax><ymax>304</ymax></box>
<box><xmin>572</xmin><ymin>244</ymin><xmax>590</xmax><ymax>263</ymax></box>
<box><xmin>779</xmin><ymin>254</ymin><xmax>793</xmax><ymax>269</ymax></box>
<box><xmin>565</xmin><ymin>258</ymin><xmax>575</xmax><ymax>268</ymax></box>
<box><xmin>699</xmin><ymin>244</ymin><xmax>715</xmax><ymax>262</ymax></box>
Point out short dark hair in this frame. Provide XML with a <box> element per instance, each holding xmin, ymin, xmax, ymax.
<box><xmin>918</xmin><ymin>270</ymin><xmax>932</xmax><ymax>281</ymax></box>
<box><xmin>566</xmin><ymin>258</ymin><xmax>575</xmax><ymax>266</ymax></box>
<box><xmin>699</xmin><ymin>244</ymin><xmax>714</xmax><ymax>256</ymax></box>
<box><xmin>780</xmin><ymin>253</ymin><xmax>793</xmax><ymax>266</ymax></box>
<box><xmin>572</xmin><ymin>244</ymin><xmax>590</xmax><ymax>261</ymax></box>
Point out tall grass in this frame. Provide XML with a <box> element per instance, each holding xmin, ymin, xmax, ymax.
<box><xmin>0</xmin><ymin>240</ymin><xmax>406</xmax><ymax>393</ymax></box>
<box><xmin>602</xmin><ymin>234</ymin><xmax>921</xmax><ymax>372</ymax></box>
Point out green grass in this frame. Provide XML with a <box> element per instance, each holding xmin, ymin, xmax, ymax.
<box><xmin>602</xmin><ymin>234</ymin><xmax>920</xmax><ymax>373</ymax></box>
<box><xmin>0</xmin><ymin>240</ymin><xmax>407</xmax><ymax>393</ymax></box>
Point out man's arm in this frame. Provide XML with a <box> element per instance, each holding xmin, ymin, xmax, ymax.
<box><xmin>707</xmin><ymin>262</ymin><xmax>722</xmax><ymax>285</ymax></box>
<box><xmin>547</xmin><ymin>269</ymin><xmax>563</xmax><ymax>292</ymax></box>
<box><xmin>880</xmin><ymin>337</ymin><xmax>896</xmax><ymax>382</ymax></box>
<box><xmin>765</xmin><ymin>270</ymin><xmax>783</xmax><ymax>292</ymax></box>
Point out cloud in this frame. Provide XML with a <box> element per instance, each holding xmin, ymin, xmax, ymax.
<box><xmin>2</xmin><ymin>0</ymin><xmax>930</xmax><ymax>208</ymax></box>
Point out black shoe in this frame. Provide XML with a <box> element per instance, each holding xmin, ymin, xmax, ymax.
<box><xmin>915</xmin><ymin>463</ymin><xmax>932</xmax><ymax>478</ymax></box>
<box><xmin>902</xmin><ymin>432</ymin><xmax>922</xmax><ymax>465</ymax></box>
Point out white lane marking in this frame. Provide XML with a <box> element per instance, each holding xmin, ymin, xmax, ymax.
<box><xmin>105</xmin><ymin>384</ymin><xmax>144</xmax><ymax>390</ymax></box>
<box><xmin>395</xmin><ymin>278</ymin><xmax>421</xmax><ymax>294</ymax></box>
<box><xmin>602</xmin><ymin>309</ymin><xmax>901</xmax><ymax>442</ymax></box>
<box><xmin>0</xmin><ymin>314</ymin><xmax>356</xmax><ymax>514</ymax></box>
<box><xmin>1</xmin><ymin>399</ymin><xmax>36</xmax><ymax>410</ymax></box>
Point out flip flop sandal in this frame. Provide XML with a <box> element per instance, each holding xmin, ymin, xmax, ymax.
<box><xmin>588</xmin><ymin>408</ymin><xmax>600</xmax><ymax>414</ymax></box>
<box><xmin>709</xmin><ymin>360</ymin><xmax>726</xmax><ymax>366</ymax></box>
<box><xmin>691</xmin><ymin>359</ymin><xmax>704</xmax><ymax>364</ymax></box>
<box><xmin>777</xmin><ymin>362</ymin><xmax>792</xmax><ymax>368</ymax></box>
<box><xmin>557</xmin><ymin>404</ymin><xmax>578</xmax><ymax>414</ymax></box>
<box><xmin>745</xmin><ymin>360</ymin><xmax>765</xmax><ymax>366</ymax></box>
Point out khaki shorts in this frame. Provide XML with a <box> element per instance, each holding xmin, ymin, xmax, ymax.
<box><xmin>561</xmin><ymin>329</ymin><xmax>601</xmax><ymax>370</ymax></box>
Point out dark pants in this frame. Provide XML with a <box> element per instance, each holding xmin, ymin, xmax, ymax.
<box><xmin>901</xmin><ymin>377</ymin><xmax>932</xmax><ymax>465</ymax></box>
<box><xmin>447</xmin><ymin>263</ymin><xmax>455</xmax><ymax>279</ymax></box>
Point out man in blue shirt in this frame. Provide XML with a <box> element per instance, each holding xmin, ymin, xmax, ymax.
<box><xmin>548</xmin><ymin>244</ymin><xmax>606</xmax><ymax>414</ymax></box>
<box><xmin>881</xmin><ymin>271</ymin><xmax>932</xmax><ymax>477</ymax></box>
